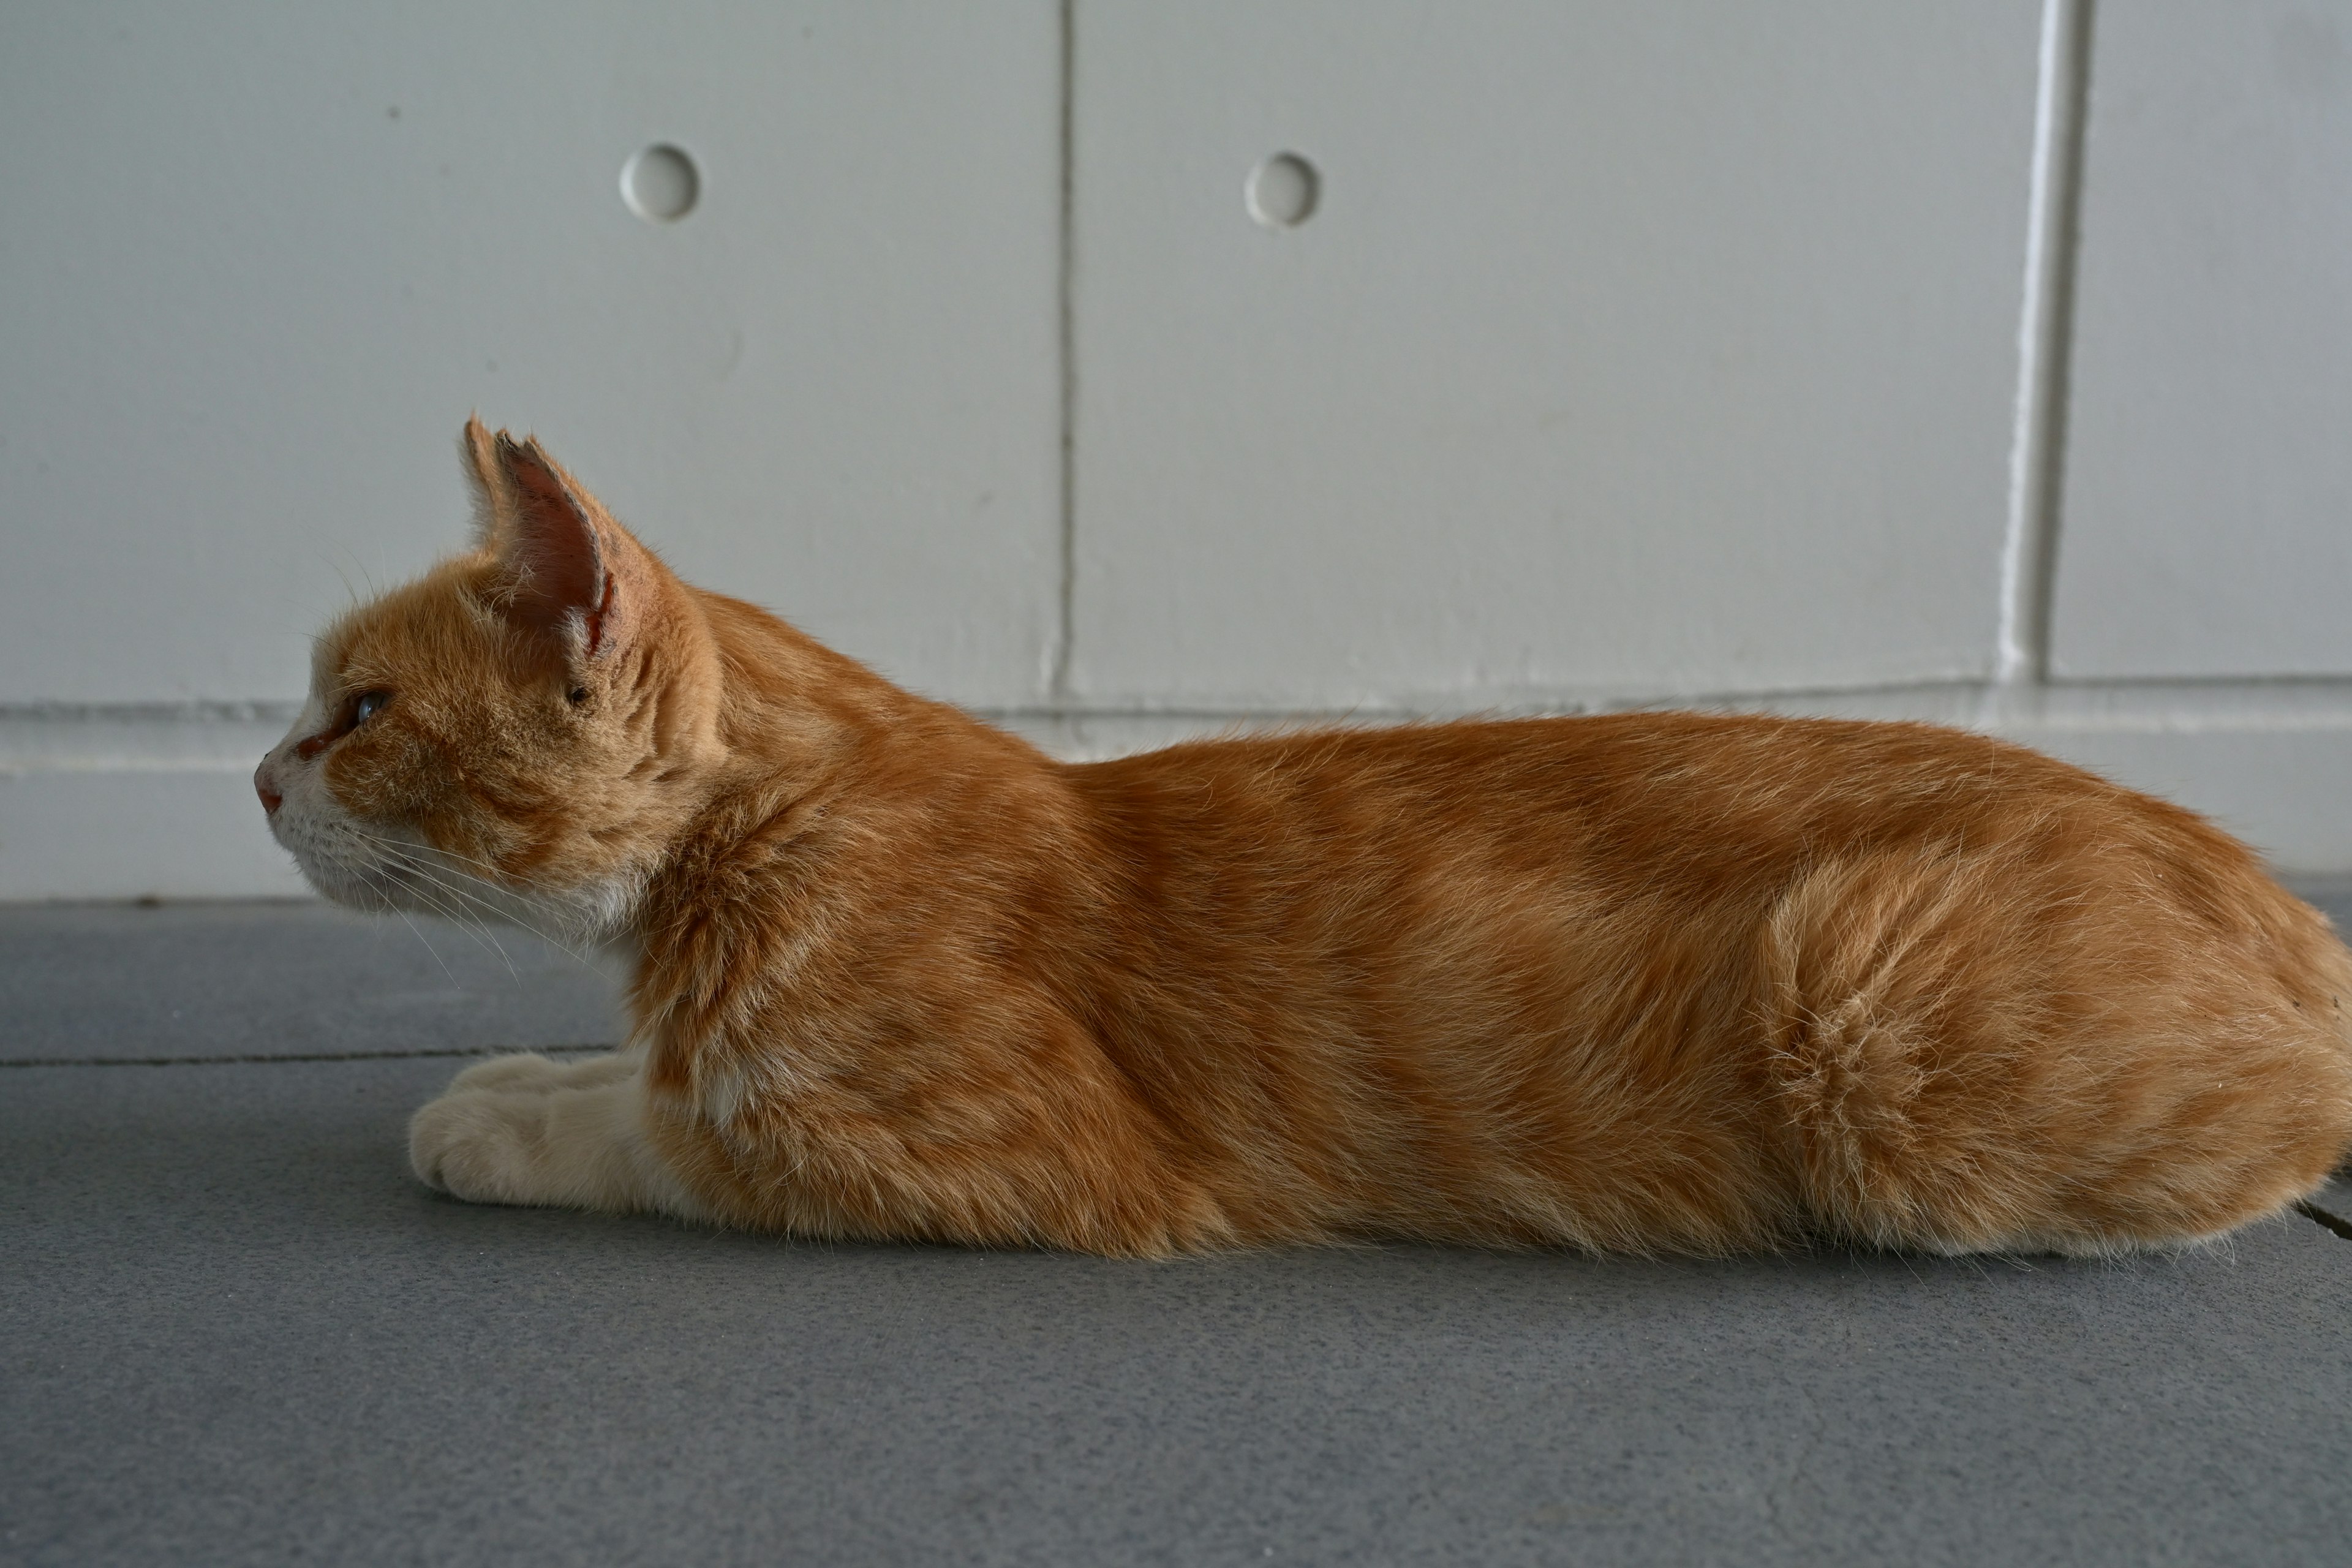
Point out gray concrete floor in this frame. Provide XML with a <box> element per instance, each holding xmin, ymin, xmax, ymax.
<box><xmin>6</xmin><ymin>897</ymin><xmax>2352</xmax><ymax>1567</ymax></box>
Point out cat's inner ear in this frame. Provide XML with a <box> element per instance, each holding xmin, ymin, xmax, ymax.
<box><xmin>490</xmin><ymin>432</ymin><xmax>617</xmax><ymax>661</ymax></box>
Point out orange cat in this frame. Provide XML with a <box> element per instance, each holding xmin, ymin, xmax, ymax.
<box><xmin>254</xmin><ymin>420</ymin><xmax>2352</xmax><ymax>1256</ymax></box>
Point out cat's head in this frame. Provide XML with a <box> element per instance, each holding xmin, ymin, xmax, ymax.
<box><xmin>256</xmin><ymin>418</ymin><xmax>724</xmax><ymax>940</ymax></box>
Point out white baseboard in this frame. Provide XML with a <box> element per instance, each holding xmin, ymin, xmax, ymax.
<box><xmin>0</xmin><ymin>770</ymin><xmax>311</xmax><ymax>900</ymax></box>
<box><xmin>5</xmin><ymin>687</ymin><xmax>2348</xmax><ymax>899</ymax></box>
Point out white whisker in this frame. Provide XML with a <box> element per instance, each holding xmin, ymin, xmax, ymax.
<box><xmin>350</xmin><ymin>826</ymin><xmax>608</xmax><ymax>971</ymax></box>
<box><xmin>380</xmin><ymin>859</ymin><xmax>521</xmax><ymax>978</ymax></box>
<box><xmin>383</xmin><ymin>892</ymin><xmax>463</xmax><ymax>991</ymax></box>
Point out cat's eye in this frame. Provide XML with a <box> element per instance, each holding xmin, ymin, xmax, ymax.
<box><xmin>298</xmin><ymin>688</ymin><xmax>391</xmax><ymax>758</ymax></box>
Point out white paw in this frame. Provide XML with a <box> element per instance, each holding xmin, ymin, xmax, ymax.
<box><xmin>409</xmin><ymin>1088</ymin><xmax>548</xmax><ymax>1205</ymax></box>
<box><xmin>446</xmin><ymin>1050</ymin><xmax>637</xmax><ymax>1096</ymax></box>
<box><xmin>447</xmin><ymin>1052</ymin><xmax>568</xmax><ymax>1095</ymax></box>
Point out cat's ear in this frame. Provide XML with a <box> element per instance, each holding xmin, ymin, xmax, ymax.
<box><xmin>485</xmin><ymin>431</ymin><xmax>631</xmax><ymax>664</ymax></box>
<box><xmin>459</xmin><ymin>413</ymin><xmax>513</xmax><ymax>548</ymax></box>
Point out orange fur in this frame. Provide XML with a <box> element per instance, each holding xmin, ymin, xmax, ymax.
<box><xmin>258</xmin><ymin>422</ymin><xmax>2352</xmax><ymax>1257</ymax></box>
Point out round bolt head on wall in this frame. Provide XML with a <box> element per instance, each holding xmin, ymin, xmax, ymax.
<box><xmin>620</xmin><ymin>144</ymin><xmax>699</xmax><ymax>223</ymax></box>
<box><xmin>1246</xmin><ymin>152</ymin><xmax>1319</xmax><ymax>229</ymax></box>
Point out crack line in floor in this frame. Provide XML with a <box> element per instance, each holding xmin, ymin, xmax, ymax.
<box><xmin>2293</xmin><ymin>1200</ymin><xmax>2352</xmax><ymax>1240</ymax></box>
<box><xmin>0</xmin><ymin>1044</ymin><xmax>616</xmax><ymax>1068</ymax></box>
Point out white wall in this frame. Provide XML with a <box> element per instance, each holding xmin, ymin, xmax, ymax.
<box><xmin>4</xmin><ymin>0</ymin><xmax>2351</xmax><ymax>897</ymax></box>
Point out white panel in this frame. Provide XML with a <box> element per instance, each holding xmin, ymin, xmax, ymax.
<box><xmin>1070</xmin><ymin>2</ymin><xmax>2043</xmax><ymax>708</ymax></box>
<box><xmin>2053</xmin><ymin>1</ymin><xmax>2352</xmax><ymax>677</ymax></box>
<box><xmin>0</xmin><ymin>2</ymin><xmax>1059</xmax><ymax>705</ymax></box>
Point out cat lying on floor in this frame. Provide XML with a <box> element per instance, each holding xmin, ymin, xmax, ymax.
<box><xmin>254</xmin><ymin>419</ymin><xmax>2352</xmax><ymax>1256</ymax></box>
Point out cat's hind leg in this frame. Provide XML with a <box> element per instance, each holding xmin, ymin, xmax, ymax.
<box><xmin>1760</xmin><ymin>848</ymin><xmax>2352</xmax><ymax>1256</ymax></box>
<box><xmin>410</xmin><ymin>1061</ymin><xmax>707</xmax><ymax>1220</ymax></box>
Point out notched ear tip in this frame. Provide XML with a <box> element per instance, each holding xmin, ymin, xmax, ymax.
<box><xmin>516</xmin><ymin>434</ymin><xmax>562</xmax><ymax>471</ymax></box>
<box><xmin>495</xmin><ymin>432</ymin><xmax>571</xmax><ymax>494</ymax></box>
<box><xmin>503</xmin><ymin>438</ymin><xmax>578</xmax><ymax>508</ymax></box>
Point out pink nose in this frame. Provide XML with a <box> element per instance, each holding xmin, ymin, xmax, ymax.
<box><xmin>255</xmin><ymin>763</ymin><xmax>282</xmax><ymax>815</ymax></box>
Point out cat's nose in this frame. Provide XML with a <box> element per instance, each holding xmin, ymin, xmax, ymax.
<box><xmin>255</xmin><ymin>761</ymin><xmax>282</xmax><ymax>815</ymax></box>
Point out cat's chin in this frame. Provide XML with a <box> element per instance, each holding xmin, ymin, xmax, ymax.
<box><xmin>373</xmin><ymin>853</ymin><xmax>638</xmax><ymax>949</ymax></box>
<box><xmin>272</xmin><ymin>807</ymin><xmax>638</xmax><ymax>946</ymax></box>
<box><xmin>276</xmin><ymin>832</ymin><xmax>445</xmax><ymax>923</ymax></box>
<box><xmin>291</xmin><ymin>857</ymin><xmax>399</xmax><ymax>915</ymax></box>
<box><xmin>266</xmin><ymin>804</ymin><xmax>402</xmax><ymax>912</ymax></box>
<box><xmin>295</xmin><ymin>854</ymin><xmax>445</xmax><ymax>923</ymax></box>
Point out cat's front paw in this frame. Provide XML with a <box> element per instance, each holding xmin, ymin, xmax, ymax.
<box><xmin>445</xmin><ymin>1049</ymin><xmax>639</xmax><ymax>1096</ymax></box>
<box><xmin>409</xmin><ymin>1089</ymin><xmax>546</xmax><ymax>1205</ymax></box>
<box><xmin>447</xmin><ymin>1052</ymin><xmax>568</xmax><ymax>1095</ymax></box>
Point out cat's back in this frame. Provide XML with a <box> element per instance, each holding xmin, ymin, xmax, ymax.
<box><xmin>1068</xmin><ymin>708</ymin><xmax>2348</xmax><ymax>1040</ymax></box>
<box><xmin>1069</xmin><ymin>709</ymin><xmax>2190</xmax><ymax>897</ymax></box>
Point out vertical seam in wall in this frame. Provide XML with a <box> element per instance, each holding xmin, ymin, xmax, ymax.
<box><xmin>1047</xmin><ymin>0</ymin><xmax>1078</xmax><ymax>705</ymax></box>
<box><xmin>1995</xmin><ymin>0</ymin><xmax>2095</xmax><ymax>685</ymax></box>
